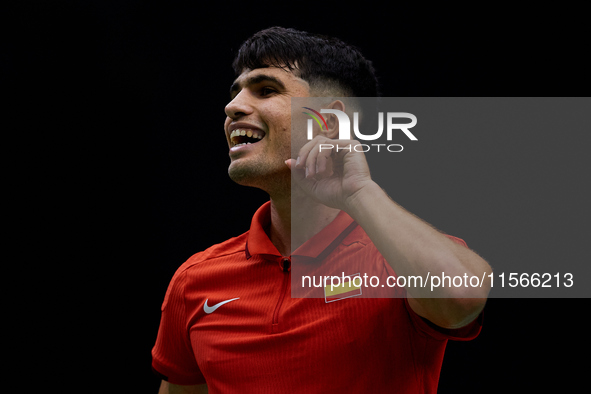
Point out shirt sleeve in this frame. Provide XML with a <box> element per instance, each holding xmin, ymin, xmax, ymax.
<box><xmin>404</xmin><ymin>297</ymin><xmax>483</xmax><ymax>341</ymax></box>
<box><xmin>405</xmin><ymin>235</ymin><xmax>484</xmax><ymax>341</ymax></box>
<box><xmin>445</xmin><ymin>234</ymin><xmax>468</xmax><ymax>248</ymax></box>
<box><xmin>151</xmin><ymin>269</ymin><xmax>206</xmax><ymax>385</ymax></box>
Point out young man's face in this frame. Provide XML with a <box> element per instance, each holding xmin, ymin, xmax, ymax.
<box><xmin>224</xmin><ymin>66</ymin><xmax>310</xmax><ymax>193</ymax></box>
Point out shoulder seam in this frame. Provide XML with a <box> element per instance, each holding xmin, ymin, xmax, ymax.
<box><xmin>177</xmin><ymin>248</ymin><xmax>245</xmax><ymax>274</ymax></box>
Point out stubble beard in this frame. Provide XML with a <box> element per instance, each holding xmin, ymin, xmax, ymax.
<box><xmin>228</xmin><ymin>158</ymin><xmax>291</xmax><ymax>196</ymax></box>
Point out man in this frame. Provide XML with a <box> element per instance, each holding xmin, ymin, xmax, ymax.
<box><xmin>152</xmin><ymin>27</ymin><xmax>491</xmax><ymax>393</ymax></box>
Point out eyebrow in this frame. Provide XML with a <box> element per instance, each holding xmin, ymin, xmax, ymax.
<box><xmin>229</xmin><ymin>74</ymin><xmax>286</xmax><ymax>97</ymax></box>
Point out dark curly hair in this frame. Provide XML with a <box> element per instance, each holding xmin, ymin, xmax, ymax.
<box><xmin>232</xmin><ymin>27</ymin><xmax>380</xmax><ymax>97</ymax></box>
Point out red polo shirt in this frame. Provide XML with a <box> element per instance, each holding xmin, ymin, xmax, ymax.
<box><xmin>152</xmin><ymin>202</ymin><xmax>482</xmax><ymax>393</ymax></box>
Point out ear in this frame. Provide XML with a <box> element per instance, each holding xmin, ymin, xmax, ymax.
<box><xmin>322</xmin><ymin>100</ymin><xmax>346</xmax><ymax>139</ymax></box>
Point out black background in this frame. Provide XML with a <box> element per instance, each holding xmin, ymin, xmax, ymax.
<box><xmin>6</xmin><ymin>1</ymin><xmax>589</xmax><ymax>392</ymax></box>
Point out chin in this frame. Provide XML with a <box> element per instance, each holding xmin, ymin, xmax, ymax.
<box><xmin>228</xmin><ymin>162</ymin><xmax>263</xmax><ymax>186</ymax></box>
<box><xmin>228</xmin><ymin>163</ymin><xmax>290</xmax><ymax>192</ymax></box>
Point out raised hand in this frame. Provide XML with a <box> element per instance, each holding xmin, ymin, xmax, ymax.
<box><xmin>286</xmin><ymin>135</ymin><xmax>375</xmax><ymax>212</ymax></box>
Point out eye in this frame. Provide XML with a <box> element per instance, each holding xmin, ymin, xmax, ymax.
<box><xmin>260</xmin><ymin>86</ymin><xmax>277</xmax><ymax>96</ymax></box>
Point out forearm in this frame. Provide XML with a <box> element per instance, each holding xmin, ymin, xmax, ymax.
<box><xmin>344</xmin><ymin>181</ymin><xmax>491</xmax><ymax>327</ymax></box>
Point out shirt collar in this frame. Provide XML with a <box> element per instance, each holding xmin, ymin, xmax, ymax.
<box><xmin>245</xmin><ymin>201</ymin><xmax>280</xmax><ymax>260</ymax></box>
<box><xmin>245</xmin><ymin>201</ymin><xmax>358</xmax><ymax>261</ymax></box>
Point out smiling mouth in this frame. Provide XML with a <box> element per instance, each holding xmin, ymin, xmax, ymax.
<box><xmin>230</xmin><ymin>129</ymin><xmax>265</xmax><ymax>147</ymax></box>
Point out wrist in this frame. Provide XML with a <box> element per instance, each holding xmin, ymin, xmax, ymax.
<box><xmin>343</xmin><ymin>181</ymin><xmax>385</xmax><ymax>218</ymax></box>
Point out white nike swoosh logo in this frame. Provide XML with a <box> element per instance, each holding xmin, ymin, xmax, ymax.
<box><xmin>203</xmin><ymin>298</ymin><xmax>240</xmax><ymax>314</ymax></box>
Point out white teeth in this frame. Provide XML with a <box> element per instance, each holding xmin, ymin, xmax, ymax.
<box><xmin>230</xmin><ymin>129</ymin><xmax>264</xmax><ymax>146</ymax></box>
<box><xmin>230</xmin><ymin>129</ymin><xmax>264</xmax><ymax>139</ymax></box>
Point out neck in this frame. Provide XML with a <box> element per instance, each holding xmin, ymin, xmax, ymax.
<box><xmin>268</xmin><ymin>186</ymin><xmax>340</xmax><ymax>256</ymax></box>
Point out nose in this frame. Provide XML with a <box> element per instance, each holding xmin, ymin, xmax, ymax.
<box><xmin>225</xmin><ymin>90</ymin><xmax>253</xmax><ymax>120</ymax></box>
